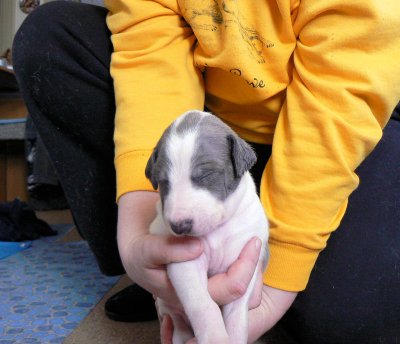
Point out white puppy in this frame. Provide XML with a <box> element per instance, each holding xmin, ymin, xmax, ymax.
<box><xmin>146</xmin><ymin>110</ymin><xmax>269</xmax><ymax>344</ymax></box>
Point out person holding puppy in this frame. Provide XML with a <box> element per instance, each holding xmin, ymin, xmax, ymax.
<box><xmin>13</xmin><ymin>0</ymin><xmax>400</xmax><ymax>343</ymax></box>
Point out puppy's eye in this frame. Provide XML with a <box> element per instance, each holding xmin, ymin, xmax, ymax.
<box><xmin>191</xmin><ymin>171</ymin><xmax>221</xmax><ymax>184</ymax></box>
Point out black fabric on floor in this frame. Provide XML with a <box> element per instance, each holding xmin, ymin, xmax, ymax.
<box><xmin>0</xmin><ymin>199</ymin><xmax>57</xmax><ymax>241</ymax></box>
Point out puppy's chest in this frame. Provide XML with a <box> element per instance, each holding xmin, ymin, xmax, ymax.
<box><xmin>202</xmin><ymin>230</ymin><xmax>248</xmax><ymax>277</ymax></box>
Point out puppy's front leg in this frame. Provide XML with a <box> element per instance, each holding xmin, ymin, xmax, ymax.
<box><xmin>222</xmin><ymin>261</ymin><xmax>261</xmax><ymax>344</ymax></box>
<box><xmin>167</xmin><ymin>254</ymin><xmax>229</xmax><ymax>344</ymax></box>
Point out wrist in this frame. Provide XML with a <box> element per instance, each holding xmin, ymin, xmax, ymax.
<box><xmin>117</xmin><ymin>191</ymin><xmax>159</xmax><ymax>257</ymax></box>
<box><xmin>248</xmin><ymin>285</ymin><xmax>297</xmax><ymax>343</ymax></box>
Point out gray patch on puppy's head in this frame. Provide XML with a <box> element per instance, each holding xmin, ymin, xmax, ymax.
<box><xmin>146</xmin><ymin>111</ymin><xmax>205</xmax><ymax>203</ymax></box>
<box><xmin>145</xmin><ymin>125</ymin><xmax>172</xmax><ymax>202</ymax></box>
<box><xmin>190</xmin><ymin>115</ymin><xmax>257</xmax><ymax>200</ymax></box>
<box><xmin>175</xmin><ymin>111</ymin><xmax>204</xmax><ymax>135</ymax></box>
<box><xmin>146</xmin><ymin>111</ymin><xmax>257</xmax><ymax>204</ymax></box>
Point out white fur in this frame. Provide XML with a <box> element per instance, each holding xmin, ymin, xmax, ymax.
<box><xmin>163</xmin><ymin>128</ymin><xmax>226</xmax><ymax>236</ymax></box>
<box><xmin>149</xmin><ymin>114</ymin><xmax>269</xmax><ymax>344</ymax></box>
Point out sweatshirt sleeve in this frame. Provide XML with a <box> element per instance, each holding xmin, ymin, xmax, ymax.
<box><xmin>262</xmin><ymin>0</ymin><xmax>400</xmax><ymax>291</ymax></box>
<box><xmin>104</xmin><ymin>0</ymin><xmax>205</xmax><ymax>200</ymax></box>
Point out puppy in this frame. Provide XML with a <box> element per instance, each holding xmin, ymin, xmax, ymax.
<box><xmin>146</xmin><ymin>110</ymin><xmax>269</xmax><ymax>344</ymax></box>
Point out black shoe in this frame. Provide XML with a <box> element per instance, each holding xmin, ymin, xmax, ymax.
<box><xmin>105</xmin><ymin>284</ymin><xmax>158</xmax><ymax>322</ymax></box>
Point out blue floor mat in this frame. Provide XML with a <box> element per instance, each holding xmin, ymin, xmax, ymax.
<box><xmin>0</xmin><ymin>242</ymin><xmax>32</xmax><ymax>260</ymax></box>
<box><xmin>0</xmin><ymin>224</ymin><xmax>120</xmax><ymax>344</ymax></box>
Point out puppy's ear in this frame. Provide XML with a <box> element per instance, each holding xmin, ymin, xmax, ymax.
<box><xmin>145</xmin><ymin>124</ymin><xmax>173</xmax><ymax>190</ymax></box>
<box><xmin>228</xmin><ymin>134</ymin><xmax>257</xmax><ymax>177</ymax></box>
<box><xmin>145</xmin><ymin>147</ymin><xmax>159</xmax><ymax>190</ymax></box>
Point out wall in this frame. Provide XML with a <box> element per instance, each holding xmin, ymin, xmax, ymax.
<box><xmin>0</xmin><ymin>0</ymin><xmax>104</xmax><ymax>54</ymax></box>
<box><xmin>0</xmin><ymin>0</ymin><xmax>28</xmax><ymax>53</ymax></box>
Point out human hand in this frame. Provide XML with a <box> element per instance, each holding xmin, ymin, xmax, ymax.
<box><xmin>117</xmin><ymin>191</ymin><xmax>204</xmax><ymax>303</ymax></box>
<box><xmin>161</xmin><ymin>284</ymin><xmax>297</xmax><ymax>344</ymax></box>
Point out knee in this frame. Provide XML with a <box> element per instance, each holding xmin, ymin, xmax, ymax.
<box><xmin>12</xmin><ymin>2</ymin><xmax>74</xmax><ymax>75</ymax></box>
<box><xmin>281</xmin><ymin>293</ymin><xmax>399</xmax><ymax>344</ymax></box>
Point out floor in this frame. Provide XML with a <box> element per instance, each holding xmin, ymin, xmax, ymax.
<box><xmin>0</xmin><ymin>210</ymin><xmax>287</xmax><ymax>344</ymax></box>
<box><xmin>0</xmin><ymin>210</ymin><xmax>120</xmax><ymax>344</ymax></box>
<box><xmin>63</xmin><ymin>275</ymin><xmax>161</xmax><ymax>344</ymax></box>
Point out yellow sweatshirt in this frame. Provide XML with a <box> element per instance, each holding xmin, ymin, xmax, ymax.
<box><xmin>105</xmin><ymin>0</ymin><xmax>400</xmax><ymax>291</ymax></box>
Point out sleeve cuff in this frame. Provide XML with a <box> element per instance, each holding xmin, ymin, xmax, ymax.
<box><xmin>263</xmin><ymin>239</ymin><xmax>320</xmax><ymax>292</ymax></box>
<box><xmin>115</xmin><ymin>150</ymin><xmax>155</xmax><ymax>201</ymax></box>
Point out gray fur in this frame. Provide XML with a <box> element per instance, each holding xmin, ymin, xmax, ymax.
<box><xmin>190</xmin><ymin>115</ymin><xmax>257</xmax><ymax>200</ymax></box>
<box><xmin>145</xmin><ymin>111</ymin><xmax>257</xmax><ymax>202</ymax></box>
<box><xmin>145</xmin><ymin>125</ymin><xmax>172</xmax><ymax>203</ymax></box>
<box><xmin>145</xmin><ymin>111</ymin><xmax>204</xmax><ymax>192</ymax></box>
<box><xmin>175</xmin><ymin>111</ymin><xmax>203</xmax><ymax>134</ymax></box>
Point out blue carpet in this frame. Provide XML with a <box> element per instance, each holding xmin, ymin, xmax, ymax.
<box><xmin>0</xmin><ymin>242</ymin><xmax>32</xmax><ymax>260</ymax></box>
<box><xmin>0</xmin><ymin>224</ymin><xmax>120</xmax><ymax>344</ymax></box>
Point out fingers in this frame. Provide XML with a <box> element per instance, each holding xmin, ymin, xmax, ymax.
<box><xmin>248</xmin><ymin>265</ymin><xmax>263</xmax><ymax>309</ymax></box>
<box><xmin>122</xmin><ymin>234</ymin><xmax>203</xmax><ymax>303</ymax></box>
<box><xmin>161</xmin><ymin>315</ymin><xmax>197</xmax><ymax>344</ymax></box>
<box><xmin>142</xmin><ymin>235</ymin><xmax>203</xmax><ymax>267</ymax></box>
<box><xmin>208</xmin><ymin>237</ymin><xmax>261</xmax><ymax>306</ymax></box>
<box><xmin>145</xmin><ymin>268</ymin><xmax>180</xmax><ymax>302</ymax></box>
<box><xmin>139</xmin><ymin>235</ymin><xmax>202</xmax><ymax>301</ymax></box>
<box><xmin>186</xmin><ymin>339</ymin><xmax>198</xmax><ymax>344</ymax></box>
<box><xmin>160</xmin><ymin>315</ymin><xmax>173</xmax><ymax>344</ymax></box>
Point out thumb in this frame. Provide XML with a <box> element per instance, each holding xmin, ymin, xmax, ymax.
<box><xmin>143</xmin><ymin>235</ymin><xmax>203</xmax><ymax>267</ymax></box>
<box><xmin>160</xmin><ymin>315</ymin><xmax>173</xmax><ymax>344</ymax></box>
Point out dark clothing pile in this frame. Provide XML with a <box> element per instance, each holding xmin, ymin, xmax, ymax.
<box><xmin>0</xmin><ymin>199</ymin><xmax>56</xmax><ymax>242</ymax></box>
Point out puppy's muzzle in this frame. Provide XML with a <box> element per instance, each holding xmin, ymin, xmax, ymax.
<box><xmin>169</xmin><ymin>219</ymin><xmax>193</xmax><ymax>235</ymax></box>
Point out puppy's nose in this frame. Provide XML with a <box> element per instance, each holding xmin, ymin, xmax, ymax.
<box><xmin>169</xmin><ymin>219</ymin><xmax>193</xmax><ymax>235</ymax></box>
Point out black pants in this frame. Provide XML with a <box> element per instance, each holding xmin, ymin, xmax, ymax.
<box><xmin>13</xmin><ymin>2</ymin><xmax>400</xmax><ymax>343</ymax></box>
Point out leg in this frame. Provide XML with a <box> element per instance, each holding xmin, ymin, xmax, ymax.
<box><xmin>13</xmin><ymin>1</ymin><xmax>121</xmax><ymax>275</ymax></box>
<box><xmin>223</xmin><ymin>261</ymin><xmax>261</xmax><ymax>344</ymax></box>
<box><xmin>168</xmin><ymin>257</ymin><xmax>229</xmax><ymax>344</ymax></box>
<box><xmin>171</xmin><ymin>314</ymin><xmax>193</xmax><ymax>344</ymax></box>
<box><xmin>278</xmin><ymin>118</ymin><xmax>400</xmax><ymax>343</ymax></box>
<box><xmin>154</xmin><ymin>298</ymin><xmax>193</xmax><ymax>344</ymax></box>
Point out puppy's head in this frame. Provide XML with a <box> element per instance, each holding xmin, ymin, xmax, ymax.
<box><xmin>145</xmin><ymin>110</ymin><xmax>256</xmax><ymax>236</ymax></box>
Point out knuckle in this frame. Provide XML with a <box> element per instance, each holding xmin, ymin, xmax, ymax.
<box><xmin>228</xmin><ymin>278</ymin><xmax>248</xmax><ymax>299</ymax></box>
<box><xmin>141</xmin><ymin>238</ymin><xmax>153</xmax><ymax>263</ymax></box>
<box><xmin>143</xmin><ymin>236</ymin><xmax>164</xmax><ymax>265</ymax></box>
